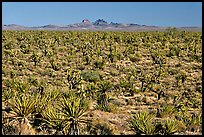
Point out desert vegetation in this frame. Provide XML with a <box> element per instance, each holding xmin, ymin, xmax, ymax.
<box><xmin>2</xmin><ymin>28</ymin><xmax>202</xmax><ymax>135</ymax></box>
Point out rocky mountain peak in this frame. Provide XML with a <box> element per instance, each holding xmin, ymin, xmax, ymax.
<box><xmin>82</xmin><ymin>19</ymin><xmax>91</xmax><ymax>24</ymax></box>
<box><xmin>93</xmin><ymin>19</ymin><xmax>108</xmax><ymax>25</ymax></box>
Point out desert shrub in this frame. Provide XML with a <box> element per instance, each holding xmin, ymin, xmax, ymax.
<box><xmin>176</xmin><ymin>111</ymin><xmax>202</xmax><ymax>132</ymax></box>
<box><xmin>20</xmin><ymin>44</ymin><xmax>30</xmax><ymax>54</ymax></box>
<box><xmin>175</xmin><ymin>70</ymin><xmax>187</xmax><ymax>87</ymax></box>
<box><xmin>6</xmin><ymin>93</ymin><xmax>41</xmax><ymax>135</ymax></box>
<box><xmin>167</xmin><ymin>68</ymin><xmax>178</xmax><ymax>75</ymax></box>
<box><xmin>50</xmin><ymin>58</ymin><xmax>60</xmax><ymax>71</ymax></box>
<box><xmin>119</xmin><ymin>75</ymin><xmax>139</xmax><ymax>96</ymax></box>
<box><xmin>30</xmin><ymin>51</ymin><xmax>41</xmax><ymax>66</ymax></box>
<box><xmin>81</xmin><ymin>70</ymin><xmax>100</xmax><ymax>83</ymax></box>
<box><xmin>109</xmin><ymin>67</ymin><xmax>120</xmax><ymax>76</ymax></box>
<box><xmin>3</xmin><ymin>41</ymin><xmax>14</xmax><ymax>50</ymax></box>
<box><xmin>94</xmin><ymin>59</ymin><xmax>105</xmax><ymax>69</ymax></box>
<box><xmin>129</xmin><ymin>53</ymin><xmax>142</xmax><ymax>62</ymax></box>
<box><xmin>187</xmin><ymin>113</ymin><xmax>202</xmax><ymax>132</ymax></box>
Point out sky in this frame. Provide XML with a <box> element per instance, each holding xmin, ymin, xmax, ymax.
<box><xmin>2</xmin><ymin>2</ymin><xmax>202</xmax><ymax>27</ymax></box>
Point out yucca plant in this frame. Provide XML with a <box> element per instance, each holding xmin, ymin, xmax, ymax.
<box><xmin>58</xmin><ymin>93</ymin><xmax>89</xmax><ymax>135</ymax></box>
<box><xmin>7</xmin><ymin>93</ymin><xmax>39</xmax><ymax>120</ymax></box>
<box><xmin>188</xmin><ymin>113</ymin><xmax>202</xmax><ymax>132</ymax></box>
<box><xmin>31</xmin><ymin>93</ymin><xmax>52</xmax><ymax>130</ymax></box>
<box><xmin>13</xmin><ymin>80</ymin><xmax>31</xmax><ymax>94</ymax></box>
<box><xmin>41</xmin><ymin>105</ymin><xmax>66</xmax><ymax>135</ymax></box>
<box><xmin>2</xmin><ymin>88</ymin><xmax>14</xmax><ymax>103</ymax></box>
<box><xmin>84</xmin><ymin>55</ymin><xmax>91</xmax><ymax>65</ymax></box>
<box><xmin>130</xmin><ymin>111</ymin><xmax>157</xmax><ymax>135</ymax></box>
<box><xmin>156</xmin><ymin>105</ymin><xmax>176</xmax><ymax>118</ymax></box>
<box><xmin>162</xmin><ymin>119</ymin><xmax>179</xmax><ymax>135</ymax></box>
<box><xmin>96</xmin><ymin>80</ymin><xmax>112</xmax><ymax>112</ymax></box>
<box><xmin>7</xmin><ymin>93</ymin><xmax>40</xmax><ymax>135</ymax></box>
<box><xmin>177</xmin><ymin>112</ymin><xmax>202</xmax><ymax>132</ymax></box>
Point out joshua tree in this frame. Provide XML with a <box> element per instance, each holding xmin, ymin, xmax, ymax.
<box><xmin>66</xmin><ymin>68</ymin><xmax>82</xmax><ymax>89</ymax></box>
<box><xmin>30</xmin><ymin>51</ymin><xmax>41</xmax><ymax>66</ymax></box>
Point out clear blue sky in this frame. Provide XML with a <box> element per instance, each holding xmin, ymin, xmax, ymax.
<box><xmin>2</xmin><ymin>2</ymin><xmax>202</xmax><ymax>27</ymax></box>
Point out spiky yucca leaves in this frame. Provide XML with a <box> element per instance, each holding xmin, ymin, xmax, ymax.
<box><xmin>96</xmin><ymin>80</ymin><xmax>113</xmax><ymax>112</ymax></box>
<box><xmin>176</xmin><ymin>111</ymin><xmax>202</xmax><ymax>132</ymax></box>
<box><xmin>156</xmin><ymin>105</ymin><xmax>176</xmax><ymax>118</ymax></box>
<box><xmin>13</xmin><ymin>80</ymin><xmax>31</xmax><ymax>94</ymax></box>
<box><xmin>2</xmin><ymin>88</ymin><xmax>13</xmax><ymax>103</ymax></box>
<box><xmin>130</xmin><ymin>111</ymin><xmax>158</xmax><ymax>135</ymax></box>
<box><xmin>7</xmin><ymin>93</ymin><xmax>39</xmax><ymax>121</ymax></box>
<box><xmin>188</xmin><ymin>113</ymin><xmax>202</xmax><ymax>132</ymax></box>
<box><xmin>162</xmin><ymin>119</ymin><xmax>179</xmax><ymax>135</ymax></box>
<box><xmin>41</xmin><ymin>105</ymin><xmax>66</xmax><ymax>135</ymax></box>
<box><xmin>7</xmin><ymin>93</ymin><xmax>40</xmax><ymax>134</ymax></box>
<box><xmin>58</xmin><ymin>93</ymin><xmax>89</xmax><ymax>135</ymax></box>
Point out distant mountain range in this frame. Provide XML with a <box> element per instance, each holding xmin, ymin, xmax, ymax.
<box><xmin>2</xmin><ymin>19</ymin><xmax>202</xmax><ymax>31</ymax></box>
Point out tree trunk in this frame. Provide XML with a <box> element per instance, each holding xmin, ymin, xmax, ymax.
<box><xmin>69</xmin><ymin>120</ymin><xmax>79</xmax><ymax>135</ymax></box>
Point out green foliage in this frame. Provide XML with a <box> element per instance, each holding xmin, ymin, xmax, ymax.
<box><xmin>2</xmin><ymin>30</ymin><xmax>202</xmax><ymax>135</ymax></box>
<box><xmin>157</xmin><ymin>105</ymin><xmax>176</xmax><ymax>118</ymax></box>
<box><xmin>84</xmin><ymin>55</ymin><xmax>91</xmax><ymax>65</ymax></box>
<box><xmin>3</xmin><ymin>41</ymin><xmax>13</xmax><ymax>50</ymax></box>
<box><xmin>167</xmin><ymin>46</ymin><xmax>181</xmax><ymax>57</ymax></box>
<box><xmin>94</xmin><ymin>58</ymin><xmax>105</xmax><ymax>69</ymax></box>
<box><xmin>165</xmin><ymin>27</ymin><xmax>178</xmax><ymax>35</ymax></box>
<box><xmin>58</xmin><ymin>93</ymin><xmax>89</xmax><ymax>135</ymax></box>
<box><xmin>119</xmin><ymin>76</ymin><xmax>138</xmax><ymax>96</ymax></box>
<box><xmin>50</xmin><ymin>58</ymin><xmax>60</xmax><ymax>71</ymax></box>
<box><xmin>2</xmin><ymin>89</ymin><xmax>13</xmax><ymax>102</ymax></box>
<box><xmin>175</xmin><ymin>70</ymin><xmax>187</xmax><ymax>87</ymax></box>
<box><xmin>12</xmin><ymin>80</ymin><xmax>31</xmax><ymax>94</ymax></box>
<box><xmin>176</xmin><ymin>111</ymin><xmax>202</xmax><ymax>132</ymax></box>
<box><xmin>162</xmin><ymin>119</ymin><xmax>180</xmax><ymax>135</ymax></box>
<box><xmin>150</xmin><ymin>49</ymin><xmax>166</xmax><ymax>65</ymax></box>
<box><xmin>81</xmin><ymin>70</ymin><xmax>100</xmax><ymax>83</ymax></box>
<box><xmin>41</xmin><ymin>105</ymin><xmax>66</xmax><ymax>135</ymax></box>
<box><xmin>66</xmin><ymin>68</ymin><xmax>82</xmax><ymax>89</ymax></box>
<box><xmin>20</xmin><ymin>44</ymin><xmax>30</xmax><ymax>54</ymax></box>
<box><xmin>7</xmin><ymin>93</ymin><xmax>40</xmax><ymax>124</ymax></box>
<box><xmin>130</xmin><ymin>111</ymin><xmax>157</xmax><ymax>135</ymax></box>
<box><xmin>96</xmin><ymin>80</ymin><xmax>113</xmax><ymax>112</ymax></box>
<box><xmin>30</xmin><ymin>51</ymin><xmax>41</xmax><ymax>66</ymax></box>
<box><xmin>129</xmin><ymin>53</ymin><xmax>142</xmax><ymax>62</ymax></box>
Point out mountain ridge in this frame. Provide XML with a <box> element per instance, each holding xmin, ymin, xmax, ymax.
<box><xmin>2</xmin><ymin>19</ymin><xmax>202</xmax><ymax>31</ymax></box>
